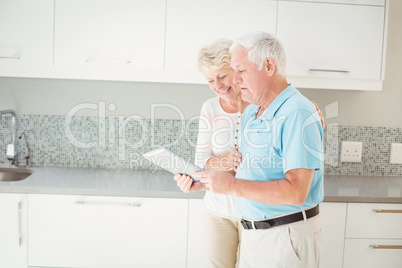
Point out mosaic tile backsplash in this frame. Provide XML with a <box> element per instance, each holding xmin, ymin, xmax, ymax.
<box><xmin>1</xmin><ymin>114</ymin><xmax>401</xmax><ymax>176</ymax></box>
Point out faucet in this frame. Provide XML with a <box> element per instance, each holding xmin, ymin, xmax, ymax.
<box><xmin>19</xmin><ymin>132</ymin><xmax>31</xmax><ymax>166</ymax></box>
<box><xmin>0</xmin><ymin>109</ymin><xmax>17</xmax><ymax>166</ymax></box>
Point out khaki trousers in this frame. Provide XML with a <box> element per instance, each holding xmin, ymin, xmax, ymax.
<box><xmin>204</xmin><ymin>211</ymin><xmax>242</xmax><ymax>268</ymax></box>
<box><xmin>239</xmin><ymin>214</ymin><xmax>322</xmax><ymax>268</ymax></box>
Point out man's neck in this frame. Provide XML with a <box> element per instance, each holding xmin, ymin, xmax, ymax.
<box><xmin>256</xmin><ymin>78</ymin><xmax>289</xmax><ymax>118</ymax></box>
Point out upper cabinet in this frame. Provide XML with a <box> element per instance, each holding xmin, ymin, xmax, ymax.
<box><xmin>277</xmin><ymin>0</ymin><xmax>387</xmax><ymax>90</ymax></box>
<box><xmin>54</xmin><ymin>0</ymin><xmax>166</xmax><ymax>73</ymax></box>
<box><xmin>165</xmin><ymin>0</ymin><xmax>277</xmax><ymax>82</ymax></box>
<box><xmin>0</xmin><ymin>0</ymin><xmax>54</xmax><ymax>68</ymax></box>
<box><xmin>0</xmin><ymin>0</ymin><xmax>390</xmax><ymax>90</ymax></box>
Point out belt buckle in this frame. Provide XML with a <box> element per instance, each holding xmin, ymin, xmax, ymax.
<box><xmin>241</xmin><ymin>219</ymin><xmax>251</xmax><ymax>230</ymax></box>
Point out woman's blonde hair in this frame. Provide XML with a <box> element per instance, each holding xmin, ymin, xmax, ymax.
<box><xmin>197</xmin><ymin>39</ymin><xmax>233</xmax><ymax>75</ymax></box>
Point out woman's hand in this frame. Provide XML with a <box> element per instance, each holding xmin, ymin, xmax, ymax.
<box><xmin>204</xmin><ymin>146</ymin><xmax>242</xmax><ymax>172</ymax></box>
<box><xmin>312</xmin><ymin>101</ymin><xmax>325</xmax><ymax>129</ymax></box>
<box><xmin>231</xmin><ymin>145</ymin><xmax>242</xmax><ymax>171</ymax></box>
<box><xmin>174</xmin><ymin>173</ymin><xmax>206</xmax><ymax>193</ymax></box>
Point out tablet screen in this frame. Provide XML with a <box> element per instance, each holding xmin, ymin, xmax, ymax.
<box><xmin>143</xmin><ymin>147</ymin><xmax>204</xmax><ymax>181</ymax></box>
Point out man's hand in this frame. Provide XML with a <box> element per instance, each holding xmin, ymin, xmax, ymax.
<box><xmin>193</xmin><ymin>170</ymin><xmax>237</xmax><ymax>195</ymax></box>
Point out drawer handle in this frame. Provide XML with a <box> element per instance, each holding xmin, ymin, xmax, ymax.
<box><xmin>308</xmin><ymin>68</ymin><xmax>349</xmax><ymax>73</ymax></box>
<box><xmin>17</xmin><ymin>202</ymin><xmax>22</xmax><ymax>247</ymax></box>
<box><xmin>372</xmin><ymin>209</ymin><xmax>402</xmax><ymax>213</ymax></box>
<box><xmin>370</xmin><ymin>245</ymin><xmax>402</xmax><ymax>250</ymax></box>
<box><xmin>0</xmin><ymin>56</ymin><xmax>20</xmax><ymax>60</ymax></box>
<box><xmin>86</xmin><ymin>58</ymin><xmax>131</xmax><ymax>64</ymax></box>
<box><xmin>74</xmin><ymin>201</ymin><xmax>141</xmax><ymax>207</ymax></box>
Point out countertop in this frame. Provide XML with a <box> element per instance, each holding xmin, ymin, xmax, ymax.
<box><xmin>1</xmin><ymin>166</ymin><xmax>402</xmax><ymax>203</ymax></box>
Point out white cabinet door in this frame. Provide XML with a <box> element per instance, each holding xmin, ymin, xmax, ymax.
<box><xmin>277</xmin><ymin>1</ymin><xmax>386</xmax><ymax>87</ymax></box>
<box><xmin>320</xmin><ymin>202</ymin><xmax>347</xmax><ymax>268</ymax></box>
<box><xmin>343</xmin><ymin>239</ymin><xmax>402</xmax><ymax>268</ymax></box>
<box><xmin>165</xmin><ymin>0</ymin><xmax>277</xmax><ymax>77</ymax></box>
<box><xmin>346</xmin><ymin>203</ymin><xmax>402</xmax><ymax>239</ymax></box>
<box><xmin>0</xmin><ymin>0</ymin><xmax>53</xmax><ymax>68</ymax></box>
<box><xmin>0</xmin><ymin>193</ymin><xmax>27</xmax><ymax>268</ymax></box>
<box><xmin>54</xmin><ymin>0</ymin><xmax>166</xmax><ymax>71</ymax></box>
<box><xmin>28</xmin><ymin>194</ymin><xmax>188</xmax><ymax>268</ymax></box>
<box><xmin>187</xmin><ymin>199</ymin><xmax>208</xmax><ymax>268</ymax></box>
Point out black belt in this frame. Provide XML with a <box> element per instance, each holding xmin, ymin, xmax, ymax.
<box><xmin>241</xmin><ymin>205</ymin><xmax>319</xmax><ymax>230</ymax></box>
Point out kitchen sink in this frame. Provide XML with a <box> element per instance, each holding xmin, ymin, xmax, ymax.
<box><xmin>0</xmin><ymin>167</ymin><xmax>33</xmax><ymax>182</ymax></box>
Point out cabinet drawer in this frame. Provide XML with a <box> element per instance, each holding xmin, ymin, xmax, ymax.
<box><xmin>346</xmin><ymin>203</ymin><xmax>402</xmax><ymax>239</ymax></box>
<box><xmin>28</xmin><ymin>194</ymin><xmax>188</xmax><ymax>268</ymax></box>
<box><xmin>343</xmin><ymin>239</ymin><xmax>402</xmax><ymax>268</ymax></box>
<box><xmin>278</xmin><ymin>0</ymin><xmax>385</xmax><ymax>6</ymax></box>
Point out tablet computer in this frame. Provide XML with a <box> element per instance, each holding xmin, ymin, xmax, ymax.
<box><xmin>142</xmin><ymin>147</ymin><xmax>204</xmax><ymax>181</ymax></box>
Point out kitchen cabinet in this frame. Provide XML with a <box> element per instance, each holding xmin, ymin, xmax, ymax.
<box><xmin>165</xmin><ymin>0</ymin><xmax>277</xmax><ymax>83</ymax></box>
<box><xmin>0</xmin><ymin>0</ymin><xmax>53</xmax><ymax>69</ymax></box>
<box><xmin>54</xmin><ymin>0</ymin><xmax>166</xmax><ymax>75</ymax></box>
<box><xmin>320</xmin><ymin>202</ymin><xmax>347</xmax><ymax>268</ymax></box>
<box><xmin>28</xmin><ymin>194</ymin><xmax>188</xmax><ymax>268</ymax></box>
<box><xmin>0</xmin><ymin>193</ymin><xmax>27</xmax><ymax>268</ymax></box>
<box><xmin>187</xmin><ymin>199</ymin><xmax>208</xmax><ymax>268</ymax></box>
<box><xmin>343</xmin><ymin>203</ymin><xmax>402</xmax><ymax>268</ymax></box>
<box><xmin>0</xmin><ymin>0</ymin><xmax>389</xmax><ymax>90</ymax></box>
<box><xmin>186</xmin><ymin>200</ymin><xmax>346</xmax><ymax>268</ymax></box>
<box><xmin>277</xmin><ymin>0</ymin><xmax>387</xmax><ymax>90</ymax></box>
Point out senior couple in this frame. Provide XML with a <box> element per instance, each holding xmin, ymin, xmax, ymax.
<box><xmin>174</xmin><ymin>31</ymin><xmax>324</xmax><ymax>268</ymax></box>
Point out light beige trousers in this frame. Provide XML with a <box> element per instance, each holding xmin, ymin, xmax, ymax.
<box><xmin>239</xmin><ymin>214</ymin><xmax>322</xmax><ymax>268</ymax></box>
<box><xmin>204</xmin><ymin>211</ymin><xmax>242</xmax><ymax>268</ymax></box>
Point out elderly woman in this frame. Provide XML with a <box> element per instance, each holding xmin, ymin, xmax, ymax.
<box><xmin>174</xmin><ymin>38</ymin><xmax>324</xmax><ymax>268</ymax></box>
<box><xmin>175</xmin><ymin>39</ymin><xmax>246</xmax><ymax>268</ymax></box>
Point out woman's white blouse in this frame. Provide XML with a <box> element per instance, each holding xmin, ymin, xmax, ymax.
<box><xmin>195</xmin><ymin>96</ymin><xmax>241</xmax><ymax>221</ymax></box>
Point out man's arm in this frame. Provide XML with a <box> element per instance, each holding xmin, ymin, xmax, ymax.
<box><xmin>197</xmin><ymin>168</ymin><xmax>314</xmax><ymax>206</ymax></box>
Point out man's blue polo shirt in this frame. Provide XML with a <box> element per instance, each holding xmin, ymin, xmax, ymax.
<box><xmin>235</xmin><ymin>84</ymin><xmax>324</xmax><ymax>220</ymax></box>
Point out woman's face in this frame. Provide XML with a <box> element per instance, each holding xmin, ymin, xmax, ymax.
<box><xmin>204</xmin><ymin>66</ymin><xmax>240</xmax><ymax>102</ymax></box>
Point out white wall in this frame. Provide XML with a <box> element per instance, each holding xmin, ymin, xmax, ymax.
<box><xmin>0</xmin><ymin>78</ymin><xmax>215</xmax><ymax>119</ymax></box>
<box><xmin>1</xmin><ymin>0</ymin><xmax>401</xmax><ymax>127</ymax></box>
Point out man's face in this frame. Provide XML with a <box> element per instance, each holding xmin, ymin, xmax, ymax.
<box><xmin>230</xmin><ymin>46</ymin><xmax>270</xmax><ymax>106</ymax></box>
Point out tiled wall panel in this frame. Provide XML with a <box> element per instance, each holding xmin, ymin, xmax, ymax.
<box><xmin>1</xmin><ymin>115</ymin><xmax>401</xmax><ymax>176</ymax></box>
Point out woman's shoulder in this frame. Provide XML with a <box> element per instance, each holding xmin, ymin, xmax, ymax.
<box><xmin>202</xmin><ymin>96</ymin><xmax>220</xmax><ymax>107</ymax></box>
<box><xmin>201</xmin><ymin>96</ymin><xmax>222</xmax><ymax>112</ymax></box>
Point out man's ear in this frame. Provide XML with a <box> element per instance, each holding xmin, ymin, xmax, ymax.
<box><xmin>265</xmin><ymin>57</ymin><xmax>276</xmax><ymax>76</ymax></box>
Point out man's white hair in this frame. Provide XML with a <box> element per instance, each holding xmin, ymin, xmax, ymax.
<box><xmin>230</xmin><ymin>31</ymin><xmax>286</xmax><ymax>77</ymax></box>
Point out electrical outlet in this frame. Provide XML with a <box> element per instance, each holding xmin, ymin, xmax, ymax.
<box><xmin>390</xmin><ymin>143</ymin><xmax>402</xmax><ymax>164</ymax></box>
<box><xmin>340</xmin><ymin>141</ymin><xmax>362</xmax><ymax>162</ymax></box>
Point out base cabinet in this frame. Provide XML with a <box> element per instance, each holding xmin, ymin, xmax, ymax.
<box><xmin>343</xmin><ymin>203</ymin><xmax>402</xmax><ymax>268</ymax></box>
<box><xmin>187</xmin><ymin>199</ymin><xmax>208</xmax><ymax>268</ymax></box>
<box><xmin>0</xmin><ymin>193</ymin><xmax>27</xmax><ymax>268</ymax></box>
<box><xmin>320</xmin><ymin>202</ymin><xmax>347</xmax><ymax>268</ymax></box>
<box><xmin>6</xmin><ymin>193</ymin><xmax>401</xmax><ymax>267</ymax></box>
<box><xmin>28</xmin><ymin>194</ymin><xmax>189</xmax><ymax>268</ymax></box>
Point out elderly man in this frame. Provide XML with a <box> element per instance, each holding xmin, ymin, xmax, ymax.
<box><xmin>196</xmin><ymin>31</ymin><xmax>324</xmax><ymax>268</ymax></box>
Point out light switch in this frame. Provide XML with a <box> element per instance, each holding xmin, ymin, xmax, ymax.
<box><xmin>390</xmin><ymin>143</ymin><xmax>402</xmax><ymax>164</ymax></box>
